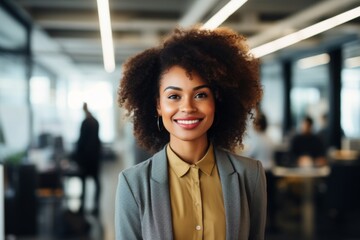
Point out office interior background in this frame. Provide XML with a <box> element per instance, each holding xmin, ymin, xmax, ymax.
<box><xmin>1</xmin><ymin>0</ymin><xmax>360</xmax><ymax>239</ymax></box>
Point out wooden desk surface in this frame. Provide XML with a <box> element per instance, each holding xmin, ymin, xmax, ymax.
<box><xmin>272</xmin><ymin>166</ymin><xmax>331</xmax><ymax>178</ymax></box>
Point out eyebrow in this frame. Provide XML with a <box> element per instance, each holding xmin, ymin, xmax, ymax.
<box><xmin>163</xmin><ymin>84</ymin><xmax>211</xmax><ymax>92</ymax></box>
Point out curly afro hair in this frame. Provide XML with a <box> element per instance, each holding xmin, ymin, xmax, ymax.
<box><xmin>118</xmin><ymin>27</ymin><xmax>262</xmax><ymax>153</ymax></box>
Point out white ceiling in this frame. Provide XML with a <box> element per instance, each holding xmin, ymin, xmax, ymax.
<box><xmin>10</xmin><ymin>0</ymin><xmax>360</xmax><ymax>78</ymax></box>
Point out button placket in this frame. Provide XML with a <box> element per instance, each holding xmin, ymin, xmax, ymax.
<box><xmin>190</xmin><ymin>166</ymin><xmax>203</xmax><ymax>236</ymax></box>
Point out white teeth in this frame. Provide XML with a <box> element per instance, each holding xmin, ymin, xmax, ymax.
<box><xmin>177</xmin><ymin>119</ymin><xmax>199</xmax><ymax>125</ymax></box>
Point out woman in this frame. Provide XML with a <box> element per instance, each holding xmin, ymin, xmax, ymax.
<box><xmin>116</xmin><ymin>27</ymin><xmax>266</xmax><ymax>240</ymax></box>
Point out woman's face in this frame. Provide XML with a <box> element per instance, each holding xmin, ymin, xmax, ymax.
<box><xmin>157</xmin><ymin>65</ymin><xmax>215</xmax><ymax>145</ymax></box>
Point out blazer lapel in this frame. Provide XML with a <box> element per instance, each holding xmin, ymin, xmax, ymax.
<box><xmin>150</xmin><ymin>147</ymin><xmax>173</xmax><ymax>240</ymax></box>
<box><xmin>215</xmin><ymin>148</ymin><xmax>241</xmax><ymax>240</ymax></box>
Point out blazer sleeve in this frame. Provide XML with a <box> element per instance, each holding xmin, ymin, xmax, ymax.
<box><xmin>249</xmin><ymin>161</ymin><xmax>267</xmax><ymax>240</ymax></box>
<box><xmin>115</xmin><ymin>172</ymin><xmax>142</xmax><ymax>240</ymax></box>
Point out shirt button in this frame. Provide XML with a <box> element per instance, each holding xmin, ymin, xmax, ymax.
<box><xmin>196</xmin><ymin>225</ymin><xmax>201</xmax><ymax>231</ymax></box>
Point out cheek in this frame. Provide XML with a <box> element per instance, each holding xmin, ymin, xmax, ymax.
<box><xmin>208</xmin><ymin>108</ymin><xmax>216</xmax><ymax>123</ymax></box>
<box><xmin>159</xmin><ymin>102</ymin><xmax>176</xmax><ymax>117</ymax></box>
<box><xmin>206</xmin><ymin>101</ymin><xmax>216</xmax><ymax>118</ymax></box>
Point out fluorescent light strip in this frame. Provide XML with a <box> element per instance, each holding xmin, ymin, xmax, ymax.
<box><xmin>201</xmin><ymin>0</ymin><xmax>248</xmax><ymax>30</ymax></box>
<box><xmin>345</xmin><ymin>56</ymin><xmax>360</xmax><ymax>68</ymax></box>
<box><xmin>251</xmin><ymin>6</ymin><xmax>360</xmax><ymax>58</ymax></box>
<box><xmin>297</xmin><ymin>53</ymin><xmax>330</xmax><ymax>69</ymax></box>
<box><xmin>97</xmin><ymin>0</ymin><xmax>115</xmax><ymax>73</ymax></box>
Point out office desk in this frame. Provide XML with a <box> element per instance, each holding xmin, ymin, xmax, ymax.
<box><xmin>36</xmin><ymin>159</ymin><xmax>84</xmax><ymax>213</ymax></box>
<box><xmin>272</xmin><ymin>166</ymin><xmax>330</xmax><ymax>240</ymax></box>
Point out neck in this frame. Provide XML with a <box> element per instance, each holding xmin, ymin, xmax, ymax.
<box><xmin>169</xmin><ymin>137</ymin><xmax>209</xmax><ymax>164</ymax></box>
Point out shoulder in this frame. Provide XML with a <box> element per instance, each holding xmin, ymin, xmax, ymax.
<box><xmin>226</xmin><ymin>148</ymin><xmax>261</xmax><ymax>165</ymax></box>
<box><xmin>119</xmin><ymin>147</ymin><xmax>167</xmax><ymax>185</ymax></box>
<box><xmin>120</xmin><ymin>157</ymin><xmax>153</xmax><ymax>183</ymax></box>
<box><xmin>215</xmin><ymin>148</ymin><xmax>266</xmax><ymax>199</ymax></box>
<box><xmin>215</xmin><ymin>147</ymin><xmax>264</xmax><ymax>175</ymax></box>
<box><xmin>116</xmin><ymin>157</ymin><xmax>154</xmax><ymax>201</ymax></box>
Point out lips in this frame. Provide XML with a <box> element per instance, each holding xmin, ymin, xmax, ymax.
<box><xmin>175</xmin><ymin>118</ymin><xmax>202</xmax><ymax>129</ymax></box>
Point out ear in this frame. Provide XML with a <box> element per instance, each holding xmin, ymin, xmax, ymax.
<box><xmin>156</xmin><ymin>98</ymin><xmax>161</xmax><ymax>116</ymax></box>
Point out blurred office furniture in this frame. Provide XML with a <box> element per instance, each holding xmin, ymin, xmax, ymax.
<box><xmin>101</xmin><ymin>142</ymin><xmax>118</xmax><ymax>162</ymax></box>
<box><xmin>322</xmin><ymin>148</ymin><xmax>360</xmax><ymax>238</ymax></box>
<box><xmin>36</xmin><ymin>155</ymin><xmax>90</xmax><ymax>238</ymax></box>
<box><xmin>273</xmin><ymin>144</ymin><xmax>360</xmax><ymax>239</ymax></box>
<box><xmin>273</xmin><ymin>165</ymin><xmax>330</xmax><ymax>240</ymax></box>
<box><xmin>3</xmin><ymin>142</ymin><xmax>93</xmax><ymax>238</ymax></box>
<box><xmin>38</xmin><ymin>132</ymin><xmax>53</xmax><ymax>149</ymax></box>
<box><xmin>36</xmin><ymin>167</ymin><xmax>64</xmax><ymax>237</ymax></box>
<box><xmin>274</xmin><ymin>147</ymin><xmax>292</xmax><ymax>167</ymax></box>
<box><xmin>342</xmin><ymin>138</ymin><xmax>360</xmax><ymax>152</ymax></box>
<box><xmin>4</xmin><ymin>164</ymin><xmax>37</xmax><ymax>236</ymax></box>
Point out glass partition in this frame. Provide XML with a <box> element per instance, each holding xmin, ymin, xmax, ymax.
<box><xmin>261</xmin><ymin>62</ymin><xmax>285</xmax><ymax>143</ymax></box>
<box><xmin>0</xmin><ymin>7</ymin><xmax>26</xmax><ymax>49</ymax></box>
<box><xmin>0</xmin><ymin>54</ymin><xmax>29</xmax><ymax>153</ymax></box>
<box><xmin>342</xmin><ymin>41</ymin><xmax>360</xmax><ymax>139</ymax></box>
<box><xmin>0</xmin><ymin>5</ymin><xmax>29</xmax><ymax>157</ymax></box>
<box><xmin>291</xmin><ymin>53</ymin><xmax>330</xmax><ymax>131</ymax></box>
<box><xmin>66</xmin><ymin>77</ymin><xmax>115</xmax><ymax>145</ymax></box>
<box><xmin>30</xmin><ymin>64</ymin><xmax>59</xmax><ymax>149</ymax></box>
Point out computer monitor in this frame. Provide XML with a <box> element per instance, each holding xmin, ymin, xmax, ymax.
<box><xmin>342</xmin><ymin>138</ymin><xmax>360</xmax><ymax>152</ymax></box>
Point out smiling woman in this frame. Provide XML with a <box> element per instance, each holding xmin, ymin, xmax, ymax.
<box><xmin>116</xmin><ymin>26</ymin><xmax>266</xmax><ymax>240</ymax></box>
<box><xmin>156</xmin><ymin>66</ymin><xmax>215</xmax><ymax>161</ymax></box>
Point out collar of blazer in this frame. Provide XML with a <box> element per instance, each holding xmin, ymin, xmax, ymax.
<box><xmin>150</xmin><ymin>145</ymin><xmax>236</xmax><ymax>183</ymax></box>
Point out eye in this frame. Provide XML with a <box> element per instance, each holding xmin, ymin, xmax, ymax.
<box><xmin>168</xmin><ymin>94</ymin><xmax>180</xmax><ymax>100</ymax></box>
<box><xmin>195</xmin><ymin>92</ymin><xmax>208</xmax><ymax>99</ymax></box>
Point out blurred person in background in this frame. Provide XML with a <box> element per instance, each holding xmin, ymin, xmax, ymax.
<box><xmin>244</xmin><ymin>111</ymin><xmax>274</xmax><ymax>170</ymax></box>
<box><xmin>317</xmin><ymin>112</ymin><xmax>345</xmax><ymax>152</ymax></box>
<box><xmin>289</xmin><ymin>115</ymin><xmax>326</xmax><ymax>167</ymax></box>
<box><xmin>115</xmin><ymin>27</ymin><xmax>266</xmax><ymax>239</ymax></box>
<box><xmin>76</xmin><ymin>102</ymin><xmax>102</xmax><ymax>216</ymax></box>
<box><xmin>243</xmin><ymin>111</ymin><xmax>277</xmax><ymax>232</ymax></box>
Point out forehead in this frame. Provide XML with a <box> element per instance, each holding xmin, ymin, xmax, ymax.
<box><xmin>159</xmin><ymin>65</ymin><xmax>206</xmax><ymax>87</ymax></box>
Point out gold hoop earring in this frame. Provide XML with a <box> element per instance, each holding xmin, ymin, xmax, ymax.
<box><xmin>157</xmin><ymin>116</ymin><xmax>162</xmax><ymax>132</ymax></box>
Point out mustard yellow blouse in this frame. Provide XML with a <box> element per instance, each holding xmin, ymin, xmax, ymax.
<box><xmin>167</xmin><ymin>144</ymin><xmax>226</xmax><ymax>240</ymax></box>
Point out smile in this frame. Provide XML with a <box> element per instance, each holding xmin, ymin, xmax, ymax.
<box><xmin>176</xmin><ymin>119</ymin><xmax>200</xmax><ymax>125</ymax></box>
<box><xmin>174</xmin><ymin>118</ymin><xmax>202</xmax><ymax>129</ymax></box>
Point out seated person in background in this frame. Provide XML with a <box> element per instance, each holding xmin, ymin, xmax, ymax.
<box><xmin>289</xmin><ymin>116</ymin><xmax>327</xmax><ymax>167</ymax></box>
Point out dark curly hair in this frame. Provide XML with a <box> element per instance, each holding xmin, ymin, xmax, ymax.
<box><xmin>118</xmin><ymin>27</ymin><xmax>262</xmax><ymax>153</ymax></box>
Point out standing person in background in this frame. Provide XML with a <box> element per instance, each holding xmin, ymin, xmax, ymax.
<box><xmin>115</xmin><ymin>27</ymin><xmax>266</xmax><ymax>240</ymax></box>
<box><xmin>76</xmin><ymin>102</ymin><xmax>102</xmax><ymax>216</ymax></box>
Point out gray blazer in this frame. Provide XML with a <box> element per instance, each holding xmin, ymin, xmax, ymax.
<box><xmin>115</xmin><ymin>147</ymin><xmax>267</xmax><ymax>240</ymax></box>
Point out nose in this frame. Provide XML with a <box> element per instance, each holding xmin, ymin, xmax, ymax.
<box><xmin>180</xmin><ymin>97</ymin><xmax>197</xmax><ymax>113</ymax></box>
